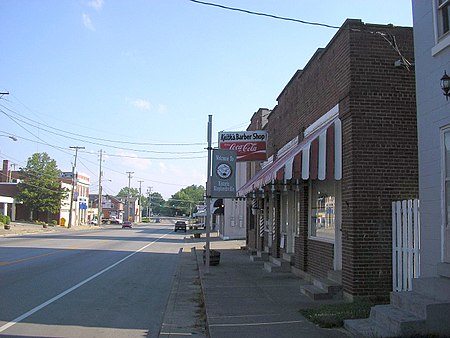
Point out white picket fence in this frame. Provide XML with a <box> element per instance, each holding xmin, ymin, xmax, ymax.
<box><xmin>392</xmin><ymin>199</ymin><xmax>420</xmax><ymax>292</ymax></box>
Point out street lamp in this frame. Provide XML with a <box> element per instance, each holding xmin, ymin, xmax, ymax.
<box><xmin>0</xmin><ymin>134</ymin><xmax>18</xmax><ymax>142</ymax></box>
<box><xmin>441</xmin><ymin>70</ymin><xmax>450</xmax><ymax>101</ymax></box>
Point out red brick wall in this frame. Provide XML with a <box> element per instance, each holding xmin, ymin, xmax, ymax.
<box><xmin>307</xmin><ymin>240</ymin><xmax>334</xmax><ymax>278</ymax></box>
<box><xmin>340</xmin><ymin>22</ymin><xmax>417</xmax><ymax>299</ymax></box>
<box><xmin>266</xmin><ymin>19</ymin><xmax>417</xmax><ymax>298</ymax></box>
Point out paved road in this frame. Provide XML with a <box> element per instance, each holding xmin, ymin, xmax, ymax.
<box><xmin>0</xmin><ymin>220</ymin><xmax>185</xmax><ymax>338</ymax></box>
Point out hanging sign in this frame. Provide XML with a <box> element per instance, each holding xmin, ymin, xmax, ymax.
<box><xmin>211</xmin><ymin>149</ymin><xmax>237</xmax><ymax>198</ymax></box>
<box><xmin>218</xmin><ymin>131</ymin><xmax>267</xmax><ymax>161</ymax></box>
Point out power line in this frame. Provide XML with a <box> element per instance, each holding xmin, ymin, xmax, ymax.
<box><xmin>188</xmin><ymin>0</ymin><xmax>340</xmax><ymax>29</ymax></box>
<box><xmin>1</xmin><ymin>100</ymin><xmax>206</xmax><ymax>147</ymax></box>
<box><xmin>0</xmin><ymin>107</ymin><xmax>206</xmax><ymax>154</ymax></box>
<box><xmin>188</xmin><ymin>1</ymin><xmax>413</xmax><ymax>70</ymax></box>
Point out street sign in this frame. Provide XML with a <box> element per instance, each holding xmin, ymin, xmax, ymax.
<box><xmin>218</xmin><ymin>131</ymin><xmax>267</xmax><ymax>161</ymax></box>
<box><xmin>211</xmin><ymin>149</ymin><xmax>236</xmax><ymax>198</ymax></box>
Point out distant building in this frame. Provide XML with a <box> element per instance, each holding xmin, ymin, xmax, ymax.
<box><xmin>60</xmin><ymin>172</ymin><xmax>90</xmax><ymax>226</ymax></box>
<box><xmin>89</xmin><ymin>194</ymin><xmax>124</xmax><ymax>223</ymax></box>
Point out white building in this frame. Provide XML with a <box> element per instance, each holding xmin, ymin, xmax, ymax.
<box><xmin>413</xmin><ymin>0</ymin><xmax>450</xmax><ymax>277</ymax></box>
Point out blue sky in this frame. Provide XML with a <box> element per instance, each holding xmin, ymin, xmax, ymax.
<box><xmin>0</xmin><ymin>0</ymin><xmax>413</xmax><ymax>199</ymax></box>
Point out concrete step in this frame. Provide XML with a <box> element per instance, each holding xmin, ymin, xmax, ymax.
<box><xmin>412</xmin><ymin>277</ymin><xmax>450</xmax><ymax>301</ymax></box>
<box><xmin>312</xmin><ymin>277</ymin><xmax>342</xmax><ymax>297</ymax></box>
<box><xmin>282</xmin><ymin>252</ymin><xmax>293</xmax><ymax>263</ymax></box>
<box><xmin>300</xmin><ymin>276</ymin><xmax>342</xmax><ymax>301</ymax></box>
<box><xmin>437</xmin><ymin>262</ymin><xmax>450</xmax><ymax>278</ymax></box>
<box><xmin>369</xmin><ymin>304</ymin><xmax>426</xmax><ymax>337</ymax></box>
<box><xmin>250</xmin><ymin>250</ymin><xmax>269</xmax><ymax>262</ymax></box>
<box><xmin>263</xmin><ymin>261</ymin><xmax>291</xmax><ymax>273</ymax></box>
<box><xmin>269</xmin><ymin>256</ymin><xmax>290</xmax><ymax>267</ymax></box>
<box><xmin>327</xmin><ymin>269</ymin><xmax>342</xmax><ymax>284</ymax></box>
<box><xmin>344</xmin><ymin>318</ymin><xmax>395</xmax><ymax>338</ymax></box>
<box><xmin>300</xmin><ymin>285</ymin><xmax>332</xmax><ymax>300</ymax></box>
<box><xmin>390</xmin><ymin>291</ymin><xmax>443</xmax><ymax>319</ymax></box>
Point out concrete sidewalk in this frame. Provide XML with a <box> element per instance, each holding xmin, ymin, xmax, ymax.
<box><xmin>196</xmin><ymin>240</ymin><xmax>353</xmax><ymax>338</ymax></box>
<box><xmin>0</xmin><ymin>221</ymin><xmax>102</xmax><ymax>237</ymax></box>
<box><xmin>160</xmin><ymin>236</ymin><xmax>354</xmax><ymax>338</ymax></box>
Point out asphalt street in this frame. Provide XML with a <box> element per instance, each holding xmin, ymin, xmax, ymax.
<box><xmin>0</xmin><ymin>220</ymin><xmax>186</xmax><ymax>338</ymax></box>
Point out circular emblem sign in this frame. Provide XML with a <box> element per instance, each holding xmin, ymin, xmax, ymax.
<box><xmin>216</xmin><ymin>163</ymin><xmax>232</xmax><ymax>179</ymax></box>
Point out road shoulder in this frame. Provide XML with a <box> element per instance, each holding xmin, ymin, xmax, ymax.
<box><xmin>159</xmin><ymin>247</ymin><xmax>207</xmax><ymax>338</ymax></box>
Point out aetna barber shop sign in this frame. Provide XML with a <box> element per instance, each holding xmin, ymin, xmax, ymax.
<box><xmin>218</xmin><ymin>131</ymin><xmax>267</xmax><ymax>161</ymax></box>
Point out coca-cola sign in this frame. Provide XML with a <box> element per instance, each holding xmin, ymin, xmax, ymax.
<box><xmin>218</xmin><ymin>131</ymin><xmax>267</xmax><ymax>161</ymax></box>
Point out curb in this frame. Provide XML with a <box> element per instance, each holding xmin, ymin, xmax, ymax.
<box><xmin>159</xmin><ymin>248</ymin><xmax>207</xmax><ymax>337</ymax></box>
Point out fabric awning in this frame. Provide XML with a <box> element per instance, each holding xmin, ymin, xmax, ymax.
<box><xmin>237</xmin><ymin>117</ymin><xmax>342</xmax><ymax>196</ymax></box>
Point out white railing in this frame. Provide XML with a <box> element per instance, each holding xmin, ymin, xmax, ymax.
<box><xmin>392</xmin><ymin>199</ymin><xmax>420</xmax><ymax>292</ymax></box>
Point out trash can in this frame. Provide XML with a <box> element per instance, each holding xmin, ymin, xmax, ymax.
<box><xmin>203</xmin><ymin>249</ymin><xmax>220</xmax><ymax>266</ymax></box>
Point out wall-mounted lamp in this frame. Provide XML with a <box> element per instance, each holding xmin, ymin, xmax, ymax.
<box><xmin>441</xmin><ymin>71</ymin><xmax>450</xmax><ymax>101</ymax></box>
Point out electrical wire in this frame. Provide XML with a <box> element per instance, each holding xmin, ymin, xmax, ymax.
<box><xmin>188</xmin><ymin>0</ymin><xmax>340</xmax><ymax>29</ymax></box>
<box><xmin>1</xmin><ymin>98</ymin><xmax>206</xmax><ymax>147</ymax></box>
<box><xmin>0</xmin><ymin>107</ymin><xmax>207</xmax><ymax>154</ymax></box>
<box><xmin>188</xmin><ymin>0</ymin><xmax>414</xmax><ymax>71</ymax></box>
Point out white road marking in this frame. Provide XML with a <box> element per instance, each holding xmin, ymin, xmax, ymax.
<box><xmin>0</xmin><ymin>232</ymin><xmax>170</xmax><ymax>333</ymax></box>
<box><xmin>209</xmin><ymin>320</ymin><xmax>305</xmax><ymax>327</ymax></box>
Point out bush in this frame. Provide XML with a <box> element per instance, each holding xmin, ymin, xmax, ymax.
<box><xmin>299</xmin><ymin>300</ymin><xmax>384</xmax><ymax>328</ymax></box>
<box><xmin>0</xmin><ymin>214</ymin><xmax>11</xmax><ymax>225</ymax></box>
<box><xmin>52</xmin><ymin>220</ymin><xmax>58</xmax><ymax>225</ymax></box>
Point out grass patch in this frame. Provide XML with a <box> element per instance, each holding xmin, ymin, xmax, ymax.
<box><xmin>299</xmin><ymin>301</ymin><xmax>381</xmax><ymax>328</ymax></box>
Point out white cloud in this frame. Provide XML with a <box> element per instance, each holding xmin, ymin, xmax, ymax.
<box><xmin>88</xmin><ymin>0</ymin><xmax>104</xmax><ymax>10</ymax></box>
<box><xmin>82</xmin><ymin>13</ymin><xmax>95</xmax><ymax>31</ymax></box>
<box><xmin>131</xmin><ymin>99</ymin><xmax>152</xmax><ymax>111</ymax></box>
<box><xmin>157</xmin><ymin>104</ymin><xmax>168</xmax><ymax>114</ymax></box>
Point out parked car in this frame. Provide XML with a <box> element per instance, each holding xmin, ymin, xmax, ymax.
<box><xmin>122</xmin><ymin>221</ymin><xmax>132</xmax><ymax>229</ymax></box>
<box><xmin>174</xmin><ymin>220</ymin><xmax>187</xmax><ymax>232</ymax></box>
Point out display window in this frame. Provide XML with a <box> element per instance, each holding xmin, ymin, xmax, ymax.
<box><xmin>309</xmin><ymin>179</ymin><xmax>336</xmax><ymax>241</ymax></box>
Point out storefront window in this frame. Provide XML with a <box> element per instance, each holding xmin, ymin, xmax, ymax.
<box><xmin>310</xmin><ymin>180</ymin><xmax>335</xmax><ymax>241</ymax></box>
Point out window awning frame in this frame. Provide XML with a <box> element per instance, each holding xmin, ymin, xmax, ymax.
<box><xmin>237</xmin><ymin>117</ymin><xmax>342</xmax><ymax>197</ymax></box>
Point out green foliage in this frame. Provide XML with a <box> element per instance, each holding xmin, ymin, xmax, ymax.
<box><xmin>169</xmin><ymin>185</ymin><xmax>205</xmax><ymax>216</ymax></box>
<box><xmin>149</xmin><ymin>192</ymin><xmax>165</xmax><ymax>215</ymax></box>
<box><xmin>0</xmin><ymin>214</ymin><xmax>11</xmax><ymax>225</ymax></box>
<box><xmin>117</xmin><ymin>187</ymin><xmax>140</xmax><ymax>198</ymax></box>
<box><xmin>299</xmin><ymin>301</ymin><xmax>382</xmax><ymax>328</ymax></box>
<box><xmin>16</xmin><ymin>153</ymin><xmax>68</xmax><ymax>218</ymax></box>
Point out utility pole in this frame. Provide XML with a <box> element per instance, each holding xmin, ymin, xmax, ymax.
<box><xmin>147</xmin><ymin>186</ymin><xmax>153</xmax><ymax>218</ymax></box>
<box><xmin>68</xmin><ymin>146</ymin><xmax>85</xmax><ymax>228</ymax></box>
<box><xmin>98</xmin><ymin>150</ymin><xmax>103</xmax><ymax>226</ymax></box>
<box><xmin>126</xmin><ymin>171</ymin><xmax>134</xmax><ymax>221</ymax></box>
<box><xmin>138</xmin><ymin>180</ymin><xmax>144</xmax><ymax>222</ymax></box>
<box><xmin>205</xmin><ymin>115</ymin><xmax>212</xmax><ymax>272</ymax></box>
<box><xmin>8</xmin><ymin>163</ymin><xmax>17</xmax><ymax>182</ymax></box>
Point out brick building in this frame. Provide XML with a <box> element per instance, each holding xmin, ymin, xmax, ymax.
<box><xmin>239</xmin><ymin>19</ymin><xmax>418</xmax><ymax>300</ymax></box>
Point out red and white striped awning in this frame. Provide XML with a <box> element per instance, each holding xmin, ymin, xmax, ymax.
<box><xmin>237</xmin><ymin>117</ymin><xmax>342</xmax><ymax>196</ymax></box>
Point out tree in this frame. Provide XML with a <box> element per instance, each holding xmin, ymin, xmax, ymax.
<box><xmin>169</xmin><ymin>185</ymin><xmax>205</xmax><ymax>217</ymax></box>
<box><xmin>16</xmin><ymin>152</ymin><xmax>68</xmax><ymax>221</ymax></box>
<box><xmin>148</xmin><ymin>192</ymin><xmax>165</xmax><ymax>216</ymax></box>
<box><xmin>117</xmin><ymin>187</ymin><xmax>140</xmax><ymax>198</ymax></box>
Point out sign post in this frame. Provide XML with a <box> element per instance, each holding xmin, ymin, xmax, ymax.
<box><xmin>205</xmin><ymin>115</ymin><xmax>212</xmax><ymax>273</ymax></box>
